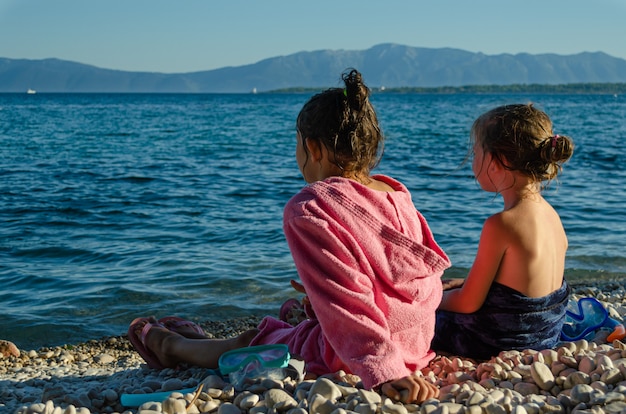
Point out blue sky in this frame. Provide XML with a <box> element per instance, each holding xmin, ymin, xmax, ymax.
<box><xmin>1</xmin><ymin>0</ymin><xmax>625</xmax><ymax>73</ymax></box>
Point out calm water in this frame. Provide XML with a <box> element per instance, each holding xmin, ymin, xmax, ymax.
<box><xmin>1</xmin><ymin>93</ymin><xmax>624</xmax><ymax>349</ymax></box>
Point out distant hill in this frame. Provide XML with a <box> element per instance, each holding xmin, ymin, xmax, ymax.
<box><xmin>2</xmin><ymin>43</ymin><xmax>626</xmax><ymax>93</ymax></box>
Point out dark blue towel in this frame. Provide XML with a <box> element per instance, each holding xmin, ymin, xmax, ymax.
<box><xmin>432</xmin><ymin>280</ymin><xmax>570</xmax><ymax>360</ymax></box>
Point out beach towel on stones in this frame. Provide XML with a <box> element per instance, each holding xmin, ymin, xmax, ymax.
<box><xmin>432</xmin><ymin>280</ymin><xmax>570</xmax><ymax>360</ymax></box>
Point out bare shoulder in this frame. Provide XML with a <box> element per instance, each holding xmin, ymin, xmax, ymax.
<box><xmin>367</xmin><ymin>178</ymin><xmax>396</xmax><ymax>192</ymax></box>
<box><xmin>482</xmin><ymin>211</ymin><xmax>512</xmax><ymax>238</ymax></box>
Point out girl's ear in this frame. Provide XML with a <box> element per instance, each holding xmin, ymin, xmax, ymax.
<box><xmin>493</xmin><ymin>155</ymin><xmax>512</xmax><ymax>171</ymax></box>
<box><xmin>487</xmin><ymin>153</ymin><xmax>506</xmax><ymax>172</ymax></box>
<box><xmin>305</xmin><ymin>138</ymin><xmax>323</xmax><ymax>162</ymax></box>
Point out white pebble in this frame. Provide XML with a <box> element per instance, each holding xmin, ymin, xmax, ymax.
<box><xmin>308</xmin><ymin>378</ymin><xmax>342</xmax><ymax>403</ymax></box>
<box><xmin>530</xmin><ymin>362</ymin><xmax>555</xmax><ymax>391</ymax></box>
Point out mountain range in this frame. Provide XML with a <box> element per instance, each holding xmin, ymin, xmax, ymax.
<box><xmin>2</xmin><ymin>43</ymin><xmax>626</xmax><ymax>93</ymax></box>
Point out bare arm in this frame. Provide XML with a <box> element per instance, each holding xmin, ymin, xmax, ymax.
<box><xmin>438</xmin><ymin>215</ymin><xmax>507</xmax><ymax>313</ymax></box>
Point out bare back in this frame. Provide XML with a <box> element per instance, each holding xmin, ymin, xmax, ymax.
<box><xmin>493</xmin><ymin>196</ymin><xmax>566</xmax><ymax>297</ymax></box>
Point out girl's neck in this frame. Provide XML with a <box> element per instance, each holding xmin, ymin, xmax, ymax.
<box><xmin>500</xmin><ymin>182</ymin><xmax>542</xmax><ymax>210</ymax></box>
<box><xmin>343</xmin><ymin>171</ymin><xmax>372</xmax><ymax>185</ymax></box>
<box><xmin>341</xmin><ymin>172</ymin><xmax>395</xmax><ymax>192</ymax></box>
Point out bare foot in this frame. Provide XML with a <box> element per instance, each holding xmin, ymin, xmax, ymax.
<box><xmin>135</xmin><ymin>318</ymin><xmax>185</xmax><ymax>368</ymax></box>
<box><xmin>141</xmin><ymin>322</ymin><xmax>260</xmax><ymax>369</ymax></box>
<box><xmin>158</xmin><ymin>316</ymin><xmax>208</xmax><ymax>339</ymax></box>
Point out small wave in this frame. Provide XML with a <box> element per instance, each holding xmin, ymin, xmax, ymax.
<box><xmin>101</xmin><ymin>176</ymin><xmax>156</xmax><ymax>183</ymax></box>
<box><xmin>10</xmin><ymin>246</ymin><xmax>120</xmax><ymax>265</ymax></box>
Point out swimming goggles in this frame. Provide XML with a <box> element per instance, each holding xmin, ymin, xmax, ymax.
<box><xmin>218</xmin><ymin>344</ymin><xmax>290</xmax><ymax>375</ymax></box>
<box><xmin>560</xmin><ymin>297</ymin><xmax>609</xmax><ymax>342</ymax></box>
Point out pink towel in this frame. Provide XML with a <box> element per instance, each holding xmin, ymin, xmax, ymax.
<box><xmin>251</xmin><ymin>175</ymin><xmax>450</xmax><ymax>389</ymax></box>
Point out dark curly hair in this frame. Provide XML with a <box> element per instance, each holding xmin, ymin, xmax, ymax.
<box><xmin>296</xmin><ymin>68</ymin><xmax>384</xmax><ymax>176</ymax></box>
<box><xmin>471</xmin><ymin>103</ymin><xmax>574</xmax><ymax>185</ymax></box>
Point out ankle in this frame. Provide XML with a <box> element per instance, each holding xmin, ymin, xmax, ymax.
<box><xmin>235</xmin><ymin>328</ymin><xmax>259</xmax><ymax>348</ymax></box>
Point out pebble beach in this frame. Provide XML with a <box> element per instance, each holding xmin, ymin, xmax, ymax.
<box><xmin>2</xmin><ymin>280</ymin><xmax>625</xmax><ymax>414</ymax></box>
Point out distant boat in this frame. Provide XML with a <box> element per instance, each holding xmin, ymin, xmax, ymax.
<box><xmin>251</xmin><ymin>88</ymin><xmax>257</xmax><ymax>94</ymax></box>
<box><xmin>26</xmin><ymin>89</ymin><xmax>36</xmax><ymax>94</ymax></box>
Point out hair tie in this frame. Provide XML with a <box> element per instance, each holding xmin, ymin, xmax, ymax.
<box><xmin>551</xmin><ymin>134</ymin><xmax>559</xmax><ymax>148</ymax></box>
<box><xmin>343</xmin><ymin>89</ymin><xmax>347</xmax><ymax>97</ymax></box>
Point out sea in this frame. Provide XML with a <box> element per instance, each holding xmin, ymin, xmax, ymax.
<box><xmin>1</xmin><ymin>92</ymin><xmax>624</xmax><ymax>350</ymax></box>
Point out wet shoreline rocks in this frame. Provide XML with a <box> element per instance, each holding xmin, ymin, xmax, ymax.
<box><xmin>1</xmin><ymin>281</ymin><xmax>625</xmax><ymax>414</ymax></box>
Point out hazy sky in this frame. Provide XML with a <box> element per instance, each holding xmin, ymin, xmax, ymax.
<box><xmin>1</xmin><ymin>0</ymin><xmax>624</xmax><ymax>73</ymax></box>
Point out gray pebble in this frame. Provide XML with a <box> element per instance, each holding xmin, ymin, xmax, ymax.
<box><xmin>217</xmin><ymin>402</ymin><xmax>242</xmax><ymax>414</ymax></box>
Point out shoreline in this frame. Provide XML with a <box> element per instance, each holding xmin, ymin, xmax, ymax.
<box><xmin>1</xmin><ymin>281</ymin><xmax>625</xmax><ymax>414</ymax></box>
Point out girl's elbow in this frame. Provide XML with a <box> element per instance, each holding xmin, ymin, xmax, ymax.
<box><xmin>458</xmin><ymin>302</ymin><xmax>482</xmax><ymax>313</ymax></box>
<box><xmin>441</xmin><ymin>292</ymin><xmax>483</xmax><ymax>313</ymax></box>
<box><xmin>442</xmin><ymin>297</ymin><xmax>482</xmax><ymax>313</ymax></box>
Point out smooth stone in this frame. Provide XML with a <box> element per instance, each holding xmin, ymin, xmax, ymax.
<box><xmin>551</xmin><ymin>362</ymin><xmax>568</xmax><ymax>377</ymax></box>
<box><xmin>336</xmin><ymin>384</ymin><xmax>359</xmax><ymax>398</ymax></box>
<box><xmin>465</xmin><ymin>406</ymin><xmax>483</xmax><ymax>414</ymax></box>
<box><xmin>439</xmin><ymin>384</ymin><xmax>462</xmax><ymax>396</ymax></box>
<box><xmin>478</xmin><ymin>379</ymin><xmax>496</xmax><ymax>390</ymax></box>
<box><xmin>600</xmin><ymin>368</ymin><xmax>623</xmax><ymax>384</ymax></box>
<box><xmin>140</xmin><ymin>380</ymin><xmax>163</xmax><ymax>391</ymax></box>
<box><xmin>239</xmin><ymin>395</ymin><xmax>261</xmax><ymax>409</ymax></box>
<box><xmin>540</xmin><ymin>350</ymin><xmax>559</xmax><ymax>365</ymax></box>
<box><xmin>570</xmin><ymin>384</ymin><xmax>595</xmax><ymax>404</ymax></box>
<box><xmin>437</xmin><ymin>402</ymin><xmax>463</xmax><ymax>414</ymax></box>
<box><xmin>447</xmin><ymin>371</ymin><xmax>473</xmax><ymax>384</ymax></box>
<box><xmin>559</xmin><ymin>355</ymin><xmax>579</xmax><ymax>369</ymax></box>
<box><xmin>488</xmin><ymin>389</ymin><xmax>505</xmax><ymax>403</ymax></box>
<box><xmin>260</xmin><ymin>377</ymin><xmax>284</xmax><ymax>390</ymax></box>
<box><xmin>206</xmin><ymin>388</ymin><xmax>224</xmax><ymax>399</ymax></box>
<box><xmin>521</xmin><ymin>402</ymin><xmax>541</xmax><ymax>414</ymax></box>
<box><xmin>465</xmin><ymin>391</ymin><xmax>486</xmax><ymax>406</ymax></box>
<box><xmin>101</xmin><ymin>389</ymin><xmax>117</xmax><ymax>402</ymax></box>
<box><xmin>308</xmin><ymin>393</ymin><xmax>337</xmax><ymax>414</ymax></box>
<box><xmin>308</xmin><ymin>378</ymin><xmax>342</xmax><ymax>403</ymax></box>
<box><xmin>514</xmin><ymin>364</ymin><xmax>532</xmax><ymax>378</ymax></box>
<box><xmin>596</xmin><ymin>355</ymin><xmax>614</xmax><ymax>370</ymax></box>
<box><xmin>198</xmin><ymin>400</ymin><xmax>220</xmax><ymax>412</ymax></box>
<box><xmin>138</xmin><ymin>402</ymin><xmax>162</xmax><ymax>411</ymax></box>
<box><xmin>589</xmin><ymin>381</ymin><xmax>610</xmax><ymax>393</ymax></box>
<box><xmin>579</xmin><ymin>356</ymin><xmax>596</xmax><ymax>374</ymax></box>
<box><xmin>514</xmin><ymin>382</ymin><xmax>539</xmax><ymax>396</ymax></box>
<box><xmin>264</xmin><ymin>388</ymin><xmax>297</xmax><ymax>410</ymax></box>
<box><xmin>354</xmin><ymin>402</ymin><xmax>377</xmax><ymax>414</ymax></box>
<box><xmin>161</xmin><ymin>378</ymin><xmax>184</xmax><ymax>392</ymax></box>
<box><xmin>285</xmin><ymin>409</ymin><xmax>308</xmax><ymax>414</ymax></box>
<box><xmin>217</xmin><ymin>402</ymin><xmax>241</xmax><ymax>414</ymax></box>
<box><xmin>161</xmin><ymin>397</ymin><xmax>187</xmax><ymax>414</ymax></box>
<box><xmin>541</xmin><ymin>402</ymin><xmax>564</xmax><ymax>413</ymax></box>
<box><xmin>511</xmin><ymin>405</ymin><xmax>528</xmax><ymax>414</ymax></box>
<box><xmin>483</xmin><ymin>402</ymin><xmax>507</xmax><ymax>414</ymax></box>
<box><xmin>531</xmin><ymin>362</ymin><xmax>555</xmax><ymax>391</ymax></box>
<box><xmin>603</xmin><ymin>401</ymin><xmax>626</xmax><ymax>414</ymax></box>
<box><xmin>201</xmin><ymin>375</ymin><xmax>227</xmax><ymax>389</ymax></box>
<box><xmin>232</xmin><ymin>390</ymin><xmax>250</xmax><ymax>405</ymax></box>
<box><xmin>358</xmin><ymin>389</ymin><xmax>382</xmax><ymax>405</ymax></box>
<box><xmin>564</xmin><ymin>371</ymin><xmax>591</xmax><ymax>389</ymax></box>
<box><xmin>590</xmin><ymin>391</ymin><xmax>625</xmax><ymax>405</ymax></box>
<box><xmin>381</xmin><ymin>400</ymin><xmax>408</xmax><ymax>414</ymax></box>
<box><xmin>186</xmin><ymin>404</ymin><xmax>200</xmax><ymax>414</ymax></box>
<box><xmin>93</xmin><ymin>353</ymin><xmax>114</xmax><ymax>364</ymax></box>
